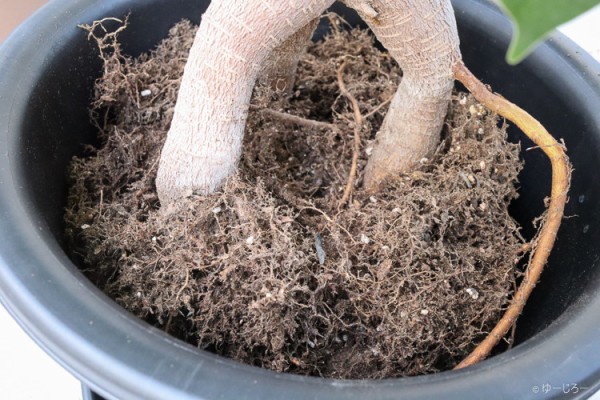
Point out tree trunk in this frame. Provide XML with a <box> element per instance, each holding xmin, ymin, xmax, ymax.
<box><xmin>156</xmin><ymin>0</ymin><xmax>461</xmax><ymax>204</ymax></box>
<box><xmin>258</xmin><ymin>18</ymin><xmax>320</xmax><ymax>94</ymax></box>
<box><xmin>345</xmin><ymin>0</ymin><xmax>461</xmax><ymax>192</ymax></box>
<box><xmin>156</xmin><ymin>0</ymin><xmax>334</xmax><ymax>204</ymax></box>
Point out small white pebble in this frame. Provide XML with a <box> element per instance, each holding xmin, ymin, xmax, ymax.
<box><xmin>466</xmin><ymin>288</ymin><xmax>480</xmax><ymax>300</ymax></box>
<box><xmin>136</xmin><ymin>292</ymin><xmax>142</xmax><ymax>298</ymax></box>
<box><xmin>265</xmin><ymin>292</ymin><xmax>272</xmax><ymax>298</ymax></box>
<box><xmin>468</xmin><ymin>174</ymin><xmax>476</xmax><ymax>183</ymax></box>
<box><xmin>381</xmin><ymin>245</ymin><xmax>390</xmax><ymax>251</ymax></box>
<box><xmin>459</xmin><ymin>96</ymin><xmax>467</xmax><ymax>105</ymax></box>
<box><xmin>151</xmin><ymin>236</ymin><xmax>157</xmax><ymax>243</ymax></box>
<box><xmin>360</xmin><ymin>234</ymin><xmax>370</xmax><ymax>244</ymax></box>
<box><xmin>419</xmin><ymin>157</ymin><xmax>429</xmax><ymax>164</ymax></box>
<box><xmin>480</xmin><ymin>160</ymin><xmax>486</xmax><ymax>170</ymax></box>
<box><xmin>212</xmin><ymin>206</ymin><xmax>222</xmax><ymax>214</ymax></box>
<box><xmin>342</xmin><ymin>335</ymin><xmax>348</xmax><ymax>342</ymax></box>
<box><xmin>246</xmin><ymin>236</ymin><xmax>255</xmax><ymax>245</ymax></box>
<box><xmin>392</xmin><ymin>207</ymin><xmax>401</xmax><ymax>213</ymax></box>
<box><xmin>307</xmin><ymin>340</ymin><xmax>315</xmax><ymax>348</ymax></box>
<box><xmin>81</xmin><ymin>224</ymin><xmax>90</xmax><ymax>230</ymax></box>
<box><xmin>479</xmin><ymin>202</ymin><xmax>487</xmax><ymax>211</ymax></box>
<box><xmin>420</xmin><ymin>309</ymin><xmax>429</xmax><ymax>316</ymax></box>
<box><xmin>365</xmin><ymin>146</ymin><xmax>373</xmax><ymax>156</ymax></box>
<box><xmin>369</xmin><ymin>196</ymin><xmax>377</xmax><ymax>203</ymax></box>
<box><xmin>140</xmin><ymin>89</ymin><xmax>152</xmax><ymax>97</ymax></box>
<box><xmin>470</xmin><ymin>104</ymin><xmax>485</xmax><ymax>116</ymax></box>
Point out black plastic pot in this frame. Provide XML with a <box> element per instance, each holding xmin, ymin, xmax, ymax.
<box><xmin>1</xmin><ymin>0</ymin><xmax>599</xmax><ymax>399</ymax></box>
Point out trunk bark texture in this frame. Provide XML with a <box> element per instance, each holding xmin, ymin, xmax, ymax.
<box><xmin>345</xmin><ymin>0</ymin><xmax>460</xmax><ymax>191</ymax></box>
<box><xmin>156</xmin><ymin>0</ymin><xmax>335</xmax><ymax>204</ymax></box>
<box><xmin>258</xmin><ymin>18</ymin><xmax>320</xmax><ymax>94</ymax></box>
<box><xmin>156</xmin><ymin>0</ymin><xmax>461</xmax><ymax>203</ymax></box>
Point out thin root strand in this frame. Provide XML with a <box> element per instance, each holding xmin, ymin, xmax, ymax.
<box><xmin>336</xmin><ymin>60</ymin><xmax>363</xmax><ymax>208</ymax></box>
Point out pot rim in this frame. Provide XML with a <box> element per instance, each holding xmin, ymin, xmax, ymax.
<box><xmin>1</xmin><ymin>0</ymin><xmax>600</xmax><ymax>399</ymax></box>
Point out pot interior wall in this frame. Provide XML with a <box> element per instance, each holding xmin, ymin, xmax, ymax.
<box><xmin>14</xmin><ymin>0</ymin><xmax>600</xmax><ymax>350</ymax></box>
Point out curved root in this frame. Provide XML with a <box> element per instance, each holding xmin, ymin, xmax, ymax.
<box><xmin>453</xmin><ymin>62</ymin><xmax>571</xmax><ymax>369</ymax></box>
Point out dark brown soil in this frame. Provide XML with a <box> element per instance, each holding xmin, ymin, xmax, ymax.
<box><xmin>66</xmin><ymin>17</ymin><xmax>526</xmax><ymax>378</ymax></box>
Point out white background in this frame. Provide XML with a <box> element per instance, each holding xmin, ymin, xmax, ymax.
<box><xmin>1</xmin><ymin>2</ymin><xmax>600</xmax><ymax>399</ymax></box>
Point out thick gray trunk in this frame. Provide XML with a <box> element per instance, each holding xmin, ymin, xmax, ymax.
<box><xmin>258</xmin><ymin>18</ymin><xmax>320</xmax><ymax>94</ymax></box>
<box><xmin>345</xmin><ymin>0</ymin><xmax>460</xmax><ymax>191</ymax></box>
<box><xmin>156</xmin><ymin>0</ymin><xmax>334</xmax><ymax>204</ymax></box>
<box><xmin>156</xmin><ymin>0</ymin><xmax>461</xmax><ymax>204</ymax></box>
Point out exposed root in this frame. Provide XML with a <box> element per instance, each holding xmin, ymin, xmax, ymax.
<box><xmin>79</xmin><ymin>17</ymin><xmax>129</xmax><ymax>58</ymax></box>
<box><xmin>453</xmin><ymin>62</ymin><xmax>571</xmax><ymax>369</ymax></box>
<box><xmin>364</xmin><ymin>97</ymin><xmax>392</xmax><ymax>119</ymax></box>
<box><xmin>336</xmin><ymin>60</ymin><xmax>363</xmax><ymax>208</ymax></box>
<box><xmin>251</xmin><ymin>105</ymin><xmax>340</xmax><ymax>133</ymax></box>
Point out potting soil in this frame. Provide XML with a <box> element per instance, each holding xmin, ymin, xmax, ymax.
<box><xmin>65</xmin><ymin>17</ymin><xmax>526</xmax><ymax>378</ymax></box>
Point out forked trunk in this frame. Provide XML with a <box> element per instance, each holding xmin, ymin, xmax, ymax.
<box><xmin>156</xmin><ymin>0</ymin><xmax>461</xmax><ymax>204</ymax></box>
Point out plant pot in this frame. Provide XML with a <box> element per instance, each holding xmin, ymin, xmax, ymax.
<box><xmin>1</xmin><ymin>0</ymin><xmax>599</xmax><ymax>398</ymax></box>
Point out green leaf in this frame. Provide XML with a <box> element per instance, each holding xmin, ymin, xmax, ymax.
<box><xmin>499</xmin><ymin>0</ymin><xmax>600</xmax><ymax>64</ymax></box>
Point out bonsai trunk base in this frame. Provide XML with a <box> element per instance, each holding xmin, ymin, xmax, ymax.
<box><xmin>66</xmin><ymin>18</ymin><xmax>527</xmax><ymax>378</ymax></box>
<box><xmin>1</xmin><ymin>1</ymin><xmax>599</xmax><ymax>399</ymax></box>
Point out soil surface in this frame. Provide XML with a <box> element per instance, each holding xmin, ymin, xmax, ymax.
<box><xmin>66</xmin><ymin>17</ymin><xmax>526</xmax><ymax>378</ymax></box>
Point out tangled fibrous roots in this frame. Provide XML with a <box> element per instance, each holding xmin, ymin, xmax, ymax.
<box><xmin>66</xmin><ymin>17</ymin><xmax>525</xmax><ymax>378</ymax></box>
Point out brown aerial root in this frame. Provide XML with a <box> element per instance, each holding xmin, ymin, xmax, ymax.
<box><xmin>336</xmin><ymin>60</ymin><xmax>363</xmax><ymax>208</ymax></box>
<box><xmin>453</xmin><ymin>61</ymin><xmax>572</xmax><ymax>369</ymax></box>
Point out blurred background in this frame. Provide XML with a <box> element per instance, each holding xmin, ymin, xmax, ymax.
<box><xmin>1</xmin><ymin>1</ymin><xmax>600</xmax><ymax>399</ymax></box>
<box><xmin>1</xmin><ymin>0</ymin><xmax>47</xmax><ymax>43</ymax></box>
